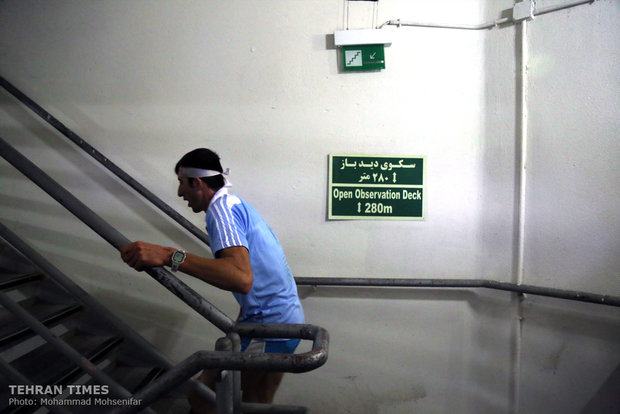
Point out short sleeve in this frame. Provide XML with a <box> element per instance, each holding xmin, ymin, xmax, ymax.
<box><xmin>206</xmin><ymin>194</ymin><xmax>248</xmax><ymax>253</ymax></box>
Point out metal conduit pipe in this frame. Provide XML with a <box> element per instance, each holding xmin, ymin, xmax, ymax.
<box><xmin>377</xmin><ymin>0</ymin><xmax>598</xmax><ymax>30</ymax></box>
<box><xmin>294</xmin><ymin>277</ymin><xmax>620</xmax><ymax>308</ymax></box>
<box><xmin>378</xmin><ymin>17</ymin><xmax>510</xmax><ymax>30</ymax></box>
<box><xmin>0</xmin><ymin>136</ymin><xmax>235</xmax><ymax>333</ymax></box>
<box><xmin>534</xmin><ymin>0</ymin><xmax>597</xmax><ymax>16</ymax></box>
<box><xmin>0</xmin><ymin>76</ymin><xmax>211</xmax><ymax>248</ymax></box>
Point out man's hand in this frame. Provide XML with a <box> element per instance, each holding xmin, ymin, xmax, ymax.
<box><xmin>120</xmin><ymin>241</ymin><xmax>174</xmax><ymax>271</ymax></box>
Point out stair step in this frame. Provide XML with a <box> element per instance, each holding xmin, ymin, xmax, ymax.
<box><xmin>0</xmin><ymin>300</ymin><xmax>83</xmax><ymax>348</ymax></box>
<box><xmin>0</xmin><ymin>242</ymin><xmax>192</xmax><ymax>414</ymax></box>
<box><xmin>24</xmin><ymin>331</ymin><xmax>122</xmax><ymax>384</ymax></box>
<box><xmin>0</xmin><ymin>330</ymin><xmax>124</xmax><ymax>412</ymax></box>
<box><xmin>0</xmin><ymin>242</ymin><xmax>37</xmax><ymax>276</ymax></box>
<box><xmin>104</xmin><ymin>365</ymin><xmax>165</xmax><ymax>394</ymax></box>
<box><xmin>0</xmin><ymin>272</ymin><xmax>43</xmax><ymax>290</ymax></box>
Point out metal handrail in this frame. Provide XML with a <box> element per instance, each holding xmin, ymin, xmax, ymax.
<box><xmin>0</xmin><ymin>221</ymin><xmax>217</xmax><ymax>405</ymax></box>
<box><xmin>0</xmin><ymin>77</ymin><xmax>327</xmax><ymax>412</ymax></box>
<box><xmin>113</xmin><ymin>324</ymin><xmax>329</xmax><ymax>414</ymax></box>
<box><xmin>0</xmin><ymin>136</ymin><xmax>329</xmax><ymax>405</ymax></box>
<box><xmin>0</xmin><ymin>136</ymin><xmax>234</xmax><ymax>332</ymax></box>
<box><xmin>295</xmin><ymin>277</ymin><xmax>620</xmax><ymax>308</ymax></box>
<box><xmin>3</xmin><ymin>78</ymin><xmax>607</xmax><ymax>308</ymax></box>
<box><xmin>0</xmin><ymin>76</ymin><xmax>211</xmax><ymax>248</ymax></box>
<box><xmin>2</xmin><ymin>77</ymin><xmax>614</xmax><ymax>309</ymax></box>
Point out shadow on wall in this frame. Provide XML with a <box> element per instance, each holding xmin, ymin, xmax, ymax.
<box><xmin>0</xmin><ymin>166</ymin><xmax>208</xmax><ymax>256</ymax></box>
<box><xmin>0</xmin><ymin>90</ymin><xmax>208</xmax><ymax>255</ymax></box>
<box><xmin>0</xmin><ymin>214</ymin><xmax>121</xmax><ymax>267</ymax></box>
<box><xmin>93</xmin><ymin>286</ymin><xmax>195</xmax><ymax>355</ymax></box>
<box><xmin>300</xmin><ymin>284</ymin><xmax>489</xmax><ymax>305</ymax></box>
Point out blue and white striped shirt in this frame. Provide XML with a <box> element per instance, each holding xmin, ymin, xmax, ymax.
<box><xmin>206</xmin><ymin>188</ymin><xmax>305</xmax><ymax>329</ymax></box>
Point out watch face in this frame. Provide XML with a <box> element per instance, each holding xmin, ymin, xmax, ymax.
<box><xmin>172</xmin><ymin>251</ymin><xmax>185</xmax><ymax>262</ymax></box>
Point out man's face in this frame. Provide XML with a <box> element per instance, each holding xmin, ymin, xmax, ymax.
<box><xmin>177</xmin><ymin>174</ymin><xmax>203</xmax><ymax>213</ymax></box>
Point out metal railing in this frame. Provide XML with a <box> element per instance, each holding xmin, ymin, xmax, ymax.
<box><xmin>0</xmin><ymin>136</ymin><xmax>329</xmax><ymax>413</ymax></box>
<box><xmin>295</xmin><ymin>277</ymin><xmax>620</xmax><ymax>308</ymax></box>
<box><xmin>0</xmin><ymin>76</ymin><xmax>328</xmax><ymax>412</ymax></box>
<box><xmin>0</xmin><ymin>76</ymin><xmax>211</xmax><ymax>248</ymax></box>
<box><xmin>2</xmin><ymin>72</ymin><xmax>617</xmax><ymax>413</ymax></box>
<box><xmin>6</xmin><ymin>75</ymin><xmax>615</xmax><ymax>309</ymax></box>
<box><xmin>0</xmin><ymin>221</ymin><xmax>216</xmax><ymax>412</ymax></box>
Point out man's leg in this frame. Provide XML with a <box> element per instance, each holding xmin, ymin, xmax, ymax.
<box><xmin>241</xmin><ymin>370</ymin><xmax>285</xmax><ymax>403</ymax></box>
<box><xmin>238</xmin><ymin>339</ymin><xmax>297</xmax><ymax>404</ymax></box>
<box><xmin>187</xmin><ymin>369</ymin><xmax>217</xmax><ymax>414</ymax></box>
<box><xmin>187</xmin><ymin>338</ymin><xmax>299</xmax><ymax>412</ymax></box>
<box><xmin>187</xmin><ymin>369</ymin><xmax>285</xmax><ymax>412</ymax></box>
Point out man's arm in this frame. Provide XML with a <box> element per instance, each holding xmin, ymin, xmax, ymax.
<box><xmin>120</xmin><ymin>241</ymin><xmax>253</xmax><ymax>294</ymax></box>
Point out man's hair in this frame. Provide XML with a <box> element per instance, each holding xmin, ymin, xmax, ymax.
<box><xmin>175</xmin><ymin>148</ymin><xmax>225</xmax><ymax>190</ymax></box>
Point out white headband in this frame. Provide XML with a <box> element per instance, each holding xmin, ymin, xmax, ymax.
<box><xmin>179</xmin><ymin>167</ymin><xmax>230</xmax><ymax>178</ymax></box>
<box><xmin>179</xmin><ymin>167</ymin><xmax>232</xmax><ymax>187</ymax></box>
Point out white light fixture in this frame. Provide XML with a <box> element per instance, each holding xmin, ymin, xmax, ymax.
<box><xmin>334</xmin><ymin>29</ymin><xmax>393</xmax><ymax>47</ymax></box>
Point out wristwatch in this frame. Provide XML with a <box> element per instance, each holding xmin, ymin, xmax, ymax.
<box><xmin>170</xmin><ymin>249</ymin><xmax>186</xmax><ymax>272</ymax></box>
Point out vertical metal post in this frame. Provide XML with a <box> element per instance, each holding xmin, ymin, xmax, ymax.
<box><xmin>215</xmin><ymin>337</ymin><xmax>234</xmax><ymax>414</ymax></box>
<box><xmin>227</xmin><ymin>332</ymin><xmax>242</xmax><ymax>413</ymax></box>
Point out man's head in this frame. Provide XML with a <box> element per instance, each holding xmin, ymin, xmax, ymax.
<box><xmin>175</xmin><ymin>148</ymin><xmax>226</xmax><ymax>190</ymax></box>
<box><xmin>175</xmin><ymin>148</ymin><xmax>226</xmax><ymax>212</ymax></box>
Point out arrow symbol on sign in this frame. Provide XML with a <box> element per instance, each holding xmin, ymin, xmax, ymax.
<box><xmin>370</xmin><ymin>52</ymin><xmax>376</xmax><ymax>59</ymax></box>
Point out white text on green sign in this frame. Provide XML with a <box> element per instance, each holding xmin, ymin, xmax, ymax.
<box><xmin>328</xmin><ymin>154</ymin><xmax>424</xmax><ymax>220</ymax></box>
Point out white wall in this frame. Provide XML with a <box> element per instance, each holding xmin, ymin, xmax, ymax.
<box><xmin>0</xmin><ymin>1</ymin><xmax>618</xmax><ymax>413</ymax></box>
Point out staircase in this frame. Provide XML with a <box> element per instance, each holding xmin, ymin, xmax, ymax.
<box><xmin>0</xmin><ymin>237</ymin><xmax>190</xmax><ymax>413</ymax></box>
<box><xmin>0</xmin><ymin>77</ymin><xmax>328</xmax><ymax>414</ymax></box>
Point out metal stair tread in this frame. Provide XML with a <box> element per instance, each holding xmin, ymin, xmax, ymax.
<box><xmin>0</xmin><ymin>271</ymin><xmax>43</xmax><ymax>290</ymax></box>
<box><xmin>0</xmin><ymin>333</ymin><xmax>125</xmax><ymax>413</ymax></box>
<box><xmin>0</xmin><ymin>299</ymin><xmax>83</xmax><ymax>348</ymax></box>
<box><xmin>100</xmin><ymin>364</ymin><xmax>166</xmax><ymax>394</ymax></box>
<box><xmin>8</xmin><ymin>330</ymin><xmax>124</xmax><ymax>387</ymax></box>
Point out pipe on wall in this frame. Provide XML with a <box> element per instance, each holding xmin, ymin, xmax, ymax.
<box><xmin>294</xmin><ymin>277</ymin><xmax>620</xmax><ymax>307</ymax></box>
<box><xmin>377</xmin><ymin>0</ymin><xmax>598</xmax><ymax>30</ymax></box>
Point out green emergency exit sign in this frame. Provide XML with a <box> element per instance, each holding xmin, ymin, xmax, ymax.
<box><xmin>342</xmin><ymin>44</ymin><xmax>385</xmax><ymax>71</ymax></box>
<box><xmin>328</xmin><ymin>154</ymin><xmax>425</xmax><ymax>220</ymax></box>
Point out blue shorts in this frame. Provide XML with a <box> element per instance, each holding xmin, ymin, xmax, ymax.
<box><xmin>240</xmin><ymin>338</ymin><xmax>301</xmax><ymax>354</ymax></box>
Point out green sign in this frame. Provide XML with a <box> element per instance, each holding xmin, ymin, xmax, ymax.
<box><xmin>328</xmin><ymin>154</ymin><xmax>425</xmax><ymax>220</ymax></box>
<box><xmin>342</xmin><ymin>44</ymin><xmax>385</xmax><ymax>71</ymax></box>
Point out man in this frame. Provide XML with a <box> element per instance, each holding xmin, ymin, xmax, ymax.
<box><xmin>120</xmin><ymin>148</ymin><xmax>305</xmax><ymax>412</ymax></box>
